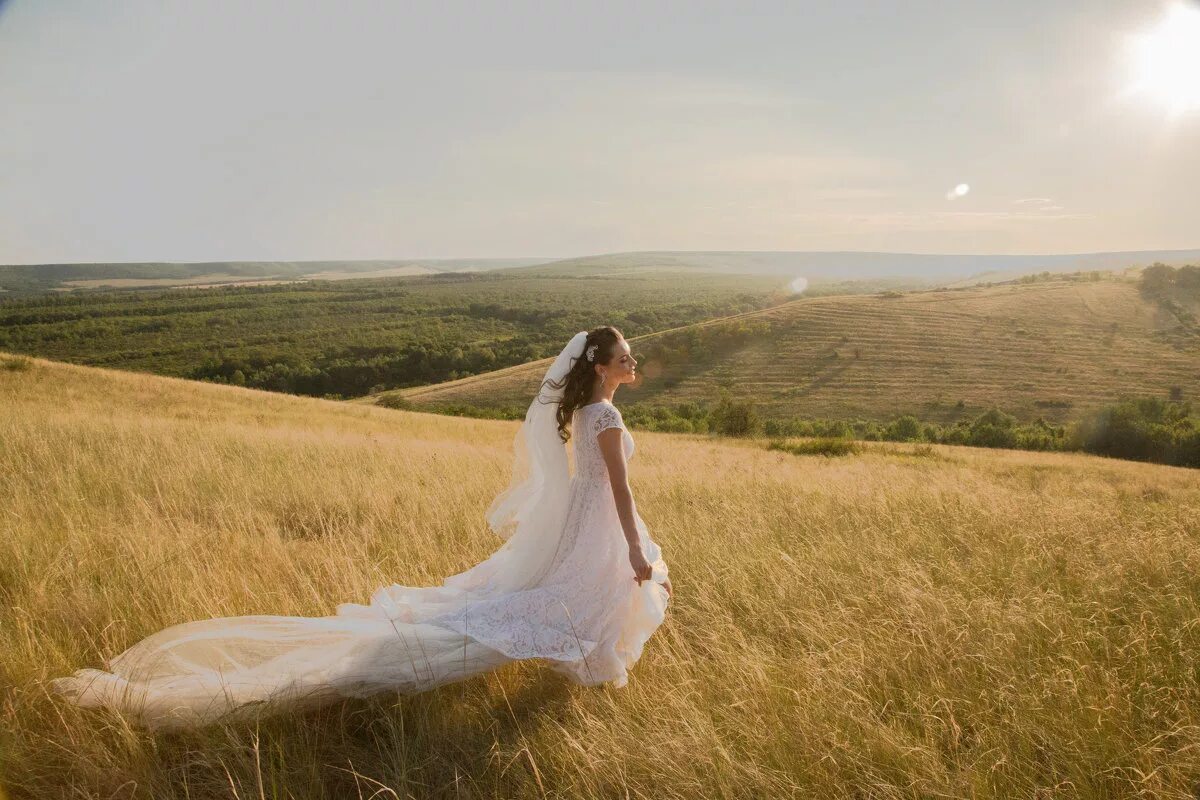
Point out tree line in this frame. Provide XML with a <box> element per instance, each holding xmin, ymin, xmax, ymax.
<box><xmin>405</xmin><ymin>390</ymin><xmax>1199</xmax><ymax>469</ymax></box>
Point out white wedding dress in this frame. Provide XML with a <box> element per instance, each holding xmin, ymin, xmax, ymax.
<box><xmin>50</xmin><ymin>332</ymin><xmax>670</xmax><ymax>731</ymax></box>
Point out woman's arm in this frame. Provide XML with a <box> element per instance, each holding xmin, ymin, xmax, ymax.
<box><xmin>598</xmin><ymin>427</ymin><xmax>653</xmax><ymax>584</ymax></box>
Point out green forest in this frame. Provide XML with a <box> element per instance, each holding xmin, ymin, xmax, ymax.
<box><xmin>0</xmin><ymin>271</ymin><xmax>785</xmax><ymax>398</ymax></box>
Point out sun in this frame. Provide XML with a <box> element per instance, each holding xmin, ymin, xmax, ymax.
<box><xmin>1126</xmin><ymin>3</ymin><xmax>1200</xmax><ymax>115</ymax></box>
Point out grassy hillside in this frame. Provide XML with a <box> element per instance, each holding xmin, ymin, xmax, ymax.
<box><xmin>373</xmin><ymin>275</ymin><xmax>1200</xmax><ymax>425</ymax></box>
<box><xmin>3</xmin><ymin>353</ymin><xmax>1200</xmax><ymax>797</ymax></box>
<box><xmin>0</xmin><ymin>270</ymin><xmax>783</xmax><ymax>399</ymax></box>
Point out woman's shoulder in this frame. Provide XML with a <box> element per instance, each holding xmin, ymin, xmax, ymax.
<box><xmin>590</xmin><ymin>402</ymin><xmax>624</xmax><ymax>432</ymax></box>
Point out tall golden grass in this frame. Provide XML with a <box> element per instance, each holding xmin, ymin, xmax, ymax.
<box><xmin>3</xmin><ymin>352</ymin><xmax>1200</xmax><ymax>798</ymax></box>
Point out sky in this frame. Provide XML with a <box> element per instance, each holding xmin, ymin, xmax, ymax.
<box><xmin>1</xmin><ymin>0</ymin><xmax>1198</xmax><ymax>263</ymax></box>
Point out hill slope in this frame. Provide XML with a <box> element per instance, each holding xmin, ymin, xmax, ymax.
<box><xmin>505</xmin><ymin>248</ymin><xmax>1200</xmax><ymax>282</ymax></box>
<box><xmin>0</xmin><ymin>269</ymin><xmax>784</xmax><ymax>398</ymax></box>
<box><xmin>370</xmin><ymin>276</ymin><xmax>1200</xmax><ymax>423</ymax></box>
<box><xmin>3</xmin><ymin>354</ymin><xmax>1200</xmax><ymax>796</ymax></box>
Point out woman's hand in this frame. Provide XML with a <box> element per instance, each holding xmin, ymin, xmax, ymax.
<box><xmin>628</xmin><ymin>546</ymin><xmax>653</xmax><ymax>585</ymax></box>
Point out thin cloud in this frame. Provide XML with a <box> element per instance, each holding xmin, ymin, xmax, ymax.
<box><xmin>702</xmin><ymin>153</ymin><xmax>906</xmax><ymax>186</ymax></box>
<box><xmin>787</xmin><ymin>209</ymin><xmax>1093</xmax><ymax>233</ymax></box>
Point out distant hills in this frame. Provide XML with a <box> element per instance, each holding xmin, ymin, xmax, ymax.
<box><xmin>510</xmin><ymin>249</ymin><xmax>1200</xmax><ymax>282</ymax></box>
<box><xmin>4</xmin><ymin>248</ymin><xmax>1199</xmax><ymax>294</ymax></box>
<box><xmin>365</xmin><ymin>275</ymin><xmax>1200</xmax><ymax>425</ymax></box>
<box><xmin>0</xmin><ymin>258</ymin><xmax>556</xmax><ymax>294</ymax></box>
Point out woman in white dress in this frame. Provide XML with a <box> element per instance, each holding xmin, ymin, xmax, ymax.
<box><xmin>49</xmin><ymin>327</ymin><xmax>672</xmax><ymax>731</ymax></box>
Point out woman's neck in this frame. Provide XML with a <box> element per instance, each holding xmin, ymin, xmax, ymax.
<box><xmin>588</xmin><ymin>384</ymin><xmax>616</xmax><ymax>405</ymax></box>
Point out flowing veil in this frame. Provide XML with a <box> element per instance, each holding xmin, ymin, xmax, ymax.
<box><xmin>49</xmin><ymin>332</ymin><xmax>594</xmax><ymax>730</ymax></box>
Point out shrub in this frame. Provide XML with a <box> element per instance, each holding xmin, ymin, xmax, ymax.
<box><xmin>375</xmin><ymin>394</ymin><xmax>413</xmax><ymax>411</ymax></box>
<box><xmin>1076</xmin><ymin>396</ymin><xmax>1198</xmax><ymax>467</ymax></box>
<box><xmin>967</xmin><ymin>407</ymin><xmax>1018</xmax><ymax>448</ymax></box>
<box><xmin>1139</xmin><ymin>263</ymin><xmax>1177</xmax><ymax>297</ymax></box>
<box><xmin>822</xmin><ymin>419</ymin><xmax>852</xmax><ymax>438</ymax></box>
<box><xmin>885</xmin><ymin>414</ymin><xmax>922</xmax><ymax>442</ymax></box>
<box><xmin>1</xmin><ymin>355</ymin><xmax>32</xmax><ymax>372</ymax></box>
<box><xmin>1034</xmin><ymin>399</ymin><xmax>1073</xmax><ymax>409</ymax></box>
<box><xmin>710</xmin><ymin>390</ymin><xmax>760</xmax><ymax>437</ymax></box>
<box><xmin>768</xmin><ymin>438</ymin><xmax>861</xmax><ymax>457</ymax></box>
<box><xmin>656</xmin><ymin>417</ymin><xmax>697</xmax><ymax>434</ymax></box>
<box><xmin>1178</xmin><ymin>265</ymin><xmax>1200</xmax><ymax>294</ymax></box>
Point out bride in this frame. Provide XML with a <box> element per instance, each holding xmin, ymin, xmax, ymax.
<box><xmin>50</xmin><ymin>327</ymin><xmax>672</xmax><ymax>731</ymax></box>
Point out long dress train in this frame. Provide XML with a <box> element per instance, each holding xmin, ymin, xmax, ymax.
<box><xmin>49</xmin><ymin>391</ymin><xmax>669</xmax><ymax>731</ymax></box>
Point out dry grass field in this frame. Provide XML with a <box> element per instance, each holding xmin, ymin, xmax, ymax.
<box><xmin>3</xmin><ymin>352</ymin><xmax>1200</xmax><ymax>798</ymax></box>
<box><xmin>374</xmin><ymin>278</ymin><xmax>1200</xmax><ymax>424</ymax></box>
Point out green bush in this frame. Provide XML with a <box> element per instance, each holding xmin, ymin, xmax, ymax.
<box><xmin>710</xmin><ymin>390</ymin><xmax>760</xmax><ymax>437</ymax></box>
<box><xmin>1077</xmin><ymin>396</ymin><xmax>1199</xmax><ymax>467</ymax></box>
<box><xmin>768</xmin><ymin>438</ymin><xmax>861</xmax><ymax>457</ymax></box>
<box><xmin>885</xmin><ymin>414</ymin><xmax>922</xmax><ymax>442</ymax></box>
<box><xmin>967</xmin><ymin>407</ymin><xmax>1018</xmax><ymax>448</ymax></box>
<box><xmin>375</xmin><ymin>394</ymin><xmax>413</xmax><ymax>411</ymax></box>
<box><xmin>1</xmin><ymin>355</ymin><xmax>32</xmax><ymax>372</ymax></box>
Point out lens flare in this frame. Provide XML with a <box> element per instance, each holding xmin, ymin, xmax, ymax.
<box><xmin>945</xmin><ymin>183</ymin><xmax>970</xmax><ymax>200</ymax></box>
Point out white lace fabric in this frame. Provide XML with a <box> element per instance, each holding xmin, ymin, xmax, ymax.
<box><xmin>49</xmin><ymin>399</ymin><xmax>670</xmax><ymax>731</ymax></box>
<box><xmin>575</xmin><ymin>403</ymin><xmax>635</xmax><ymax>481</ymax></box>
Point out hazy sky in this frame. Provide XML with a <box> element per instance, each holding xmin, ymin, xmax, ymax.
<box><xmin>1</xmin><ymin>0</ymin><xmax>1197</xmax><ymax>263</ymax></box>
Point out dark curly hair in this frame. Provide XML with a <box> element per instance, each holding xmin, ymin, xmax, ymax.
<box><xmin>541</xmin><ymin>326</ymin><xmax>624</xmax><ymax>444</ymax></box>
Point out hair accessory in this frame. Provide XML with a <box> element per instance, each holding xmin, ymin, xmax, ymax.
<box><xmin>585</xmin><ymin>344</ymin><xmax>599</xmax><ymax>362</ymax></box>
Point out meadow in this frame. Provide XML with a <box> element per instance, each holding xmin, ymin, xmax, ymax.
<box><xmin>4</xmin><ymin>353</ymin><xmax>1200</xmax><ymax>798</ymax></box>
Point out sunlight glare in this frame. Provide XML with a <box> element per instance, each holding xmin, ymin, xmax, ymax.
<box><xmin>1127</xmin><ymin>2</ymin><xmax>1200</xmax><ymax>115</ymax></box>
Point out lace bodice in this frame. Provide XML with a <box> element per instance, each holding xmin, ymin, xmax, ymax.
<box><xmin>572</xmin><ymin>402</ymin><xmax>635</xmax><ymax>482</ymax></box>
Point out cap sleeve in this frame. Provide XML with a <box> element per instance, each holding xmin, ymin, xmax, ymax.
<box><xmin>591</xmin><ymin>405</ymin><xmax>624</xmax><ymax>439</ymax></box>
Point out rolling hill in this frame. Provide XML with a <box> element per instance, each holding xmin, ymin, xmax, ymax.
<box><xmin>366</xmin><ymin>275</ymin><xmax>1200</xmax><ymax>424</ymax></box>
<box><xmin>0</xmin><ymin>270</ymin><xmax>785</xmax><ymax>399</ymax></box>
<box><xmin>503</xmin><ymin>248</ymin><xmax>1200</xmax><ymax>282</ymax></box>
<box><xmin>3</xmin><ymin>352</ymin><xmax>1200</xmax><ymax>796</ymax></box>
<box><xmin>7</xmin><ymin>248</ymin><xmax>1200</xmax><ymax>295</ymax></box>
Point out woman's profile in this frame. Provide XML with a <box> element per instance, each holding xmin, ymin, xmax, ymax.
<box><xmin>49</xmin><ymin>327</ymin><xmax>671</xmax><ymax>730</ymax></box>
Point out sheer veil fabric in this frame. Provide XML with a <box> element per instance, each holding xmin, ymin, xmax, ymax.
<box><xmin>49</xmin><ymin>331</ymin><xmax>670</xmax><ymax>730</ymax></box>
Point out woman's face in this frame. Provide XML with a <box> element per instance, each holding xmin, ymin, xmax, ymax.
<box><xmin>603</xmin><ymin>338</ymin><xmax>637</xmax><ymax>384</ymax></box>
